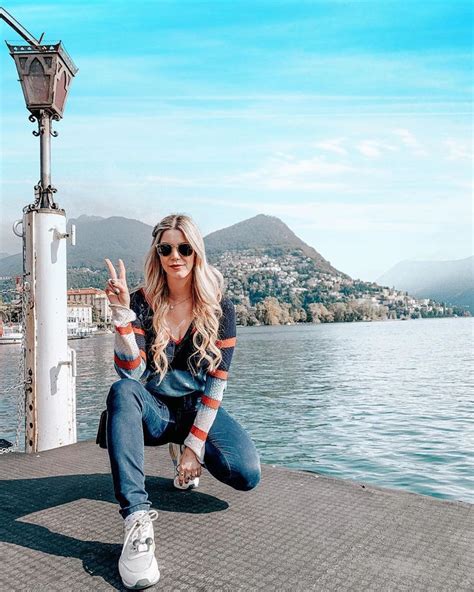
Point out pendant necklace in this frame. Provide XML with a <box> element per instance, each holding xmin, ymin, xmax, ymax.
<box><xmin>166</xmin><ymin>296</ymin><xmax>193</xmax><ymax>341</ymax></box>
<box><xmin>168</xmin><ymin>295</ymin><xmax>192</xmax><ymax>310</ymax></box>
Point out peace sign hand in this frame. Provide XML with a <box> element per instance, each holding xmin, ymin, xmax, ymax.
<box><xmin>104</xmin><ymin>258</ymin><xmax>130</xmax><ymax>309</ymax></box>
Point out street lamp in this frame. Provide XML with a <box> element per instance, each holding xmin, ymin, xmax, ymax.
<box><xmin>6</xmin><ymin>40</ymin><xmax>78</xmax><ymax>208</ymax></box>
<box><xmin>1</xmin><ymin>6</ymin><xmax>78</xmax><ymax>453</ymax></box>
<box><xmin>7</xmin><ymin>41</ymin><xmax>77</xmax><ymax>117</ymax></box>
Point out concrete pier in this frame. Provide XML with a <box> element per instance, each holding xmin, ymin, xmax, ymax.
<box><xmin>0</xmin><ymin>440</ymin><xmax>472</xmax><ymax>591</ymax></box>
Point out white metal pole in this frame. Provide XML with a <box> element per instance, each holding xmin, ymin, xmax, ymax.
<box><xmin>24</xmin><ymin>208</ymin><xmax>76</xmax><ymax>452</ymax></box>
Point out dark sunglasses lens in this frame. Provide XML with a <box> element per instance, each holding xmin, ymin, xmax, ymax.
<box><xmin>157</xmin><ymin>243</ymin><xmax>193</xmax><ymax>257</ymax></box>
<box><xmin>157</xmin><ymin>243</ymin><xmax>172</xmax><ymax>256</ymax></box>
<box><xmin>178</xmin><ymin>244</ymin><xmax>194</xmax><ymax>256</ymax></box>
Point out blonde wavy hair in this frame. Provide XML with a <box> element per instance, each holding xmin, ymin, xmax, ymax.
<box><xmin>141</xmin><ymin>213</ymin><xmax>224</xmax><ymax>383</ymax></box>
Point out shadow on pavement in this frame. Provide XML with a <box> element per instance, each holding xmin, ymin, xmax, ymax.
<box><xmin>0</xmin><ymin>473</ymin><xmax>228</xmax><ymax>590</ymax></box>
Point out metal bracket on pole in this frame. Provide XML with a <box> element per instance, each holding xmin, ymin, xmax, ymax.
<box><xmin>12</xmin><ymin>219</ymin><xmax>23</xmax><ymax>237</ymax></box>
<box><xmin>59</xmin><ymin>348</ymin><xmax>76</xmax><ymax>378</ymax></box>
<box><xmin>54</xmin><ymin>224</ymin><xmax>76</xmax><ymax>245</ymax></box>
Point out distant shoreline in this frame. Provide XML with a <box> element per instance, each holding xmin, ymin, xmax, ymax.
<box><xmin>235</xmin><ymin>314</ymin><xmax>471</xmax><ymax>328</ymax></box>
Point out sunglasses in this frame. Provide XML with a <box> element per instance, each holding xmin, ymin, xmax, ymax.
<box><xmin>156</xmin><ymin>242</ymin><xmax>194</xmax><ymax>257</ymax></box>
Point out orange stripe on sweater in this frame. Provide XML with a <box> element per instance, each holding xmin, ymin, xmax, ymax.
<box><xmin>190</xmin><ymin>425</ymin><xmax>208</xmax><ymax>441</ymax></box>
<box><xmin>114</xmin><ymin>354</ymin><xmax>142</xmax><ymax>370</ymax></box>
<box><xmin>216</xmin><ymin>336</ymin><xmax>236</xmax><ymax>348</ymax></box>
<box><xmin>116</xmin><ymin>324</ymin><xmax>133</xmax><ymax>335</ymax></box>
<box><xmin>139</xmin><ymin>350</ymin><xmax>147</xmax><ymax>361</ymax></box>
<box><xmin>201</xmin><ymin>395</ymin><xmax>221</xmax><ymax>410</ymax></box>
<box><xmin>133</xmin><ymin>327</ymin><xmax>146</xmax><ymax>336</ymax></box>
<box><xmin>208</xmin><ymin>369</ymin><xmax>228</xmax><ymax>380</ymax></box>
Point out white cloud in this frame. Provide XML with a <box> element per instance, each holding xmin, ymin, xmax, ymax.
<box><xmin>357</xmin><ymin>140</ymin><xmax>398</xmax><ymax>158</ymax></box>
<box><xmin>191</xmin><ymin>194</ymin><xmax>471</xmax><ymax>234</ymax></box>
<box><xmin>276</xmin><ymin>156</ymin><xmax>354</xmax><ymax>176</ymax></box>
<box><xmin>314</xmin><ymin>138</ymin><xmax>348</xmax><ymax>155</ymax></box>
<box><xmin>445</xmin><ymin>139</ymin><xmax>472</xmax><ymax>162</ymax></box>
<box><xmin>225</xmin><ymin>155</ymin><xmax>358</xmax><ymax>191</ymax></box>
<box><xmin>144</xmin><ymin>175</ymin><xmax>208</xmax><ymax>188</ymax></box>
<box><xmin>392</xmin><ymin>128</ymin><xmax>427</xmax><ymax>156</ymax></box>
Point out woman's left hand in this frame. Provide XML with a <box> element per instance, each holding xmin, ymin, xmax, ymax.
<box><xmin>178</xmin><ymin>446</ymin><xmax>202</xmax><ymax>487</ymax></box>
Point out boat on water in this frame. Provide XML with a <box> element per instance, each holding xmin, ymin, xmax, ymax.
<box><xmin>0</xmin><ymin>324</ymin><xmax>23</xmax><ymax>345</ymax></box>
<box><xmin>67</xmin><ymin>320</ymin><xmax>97</xmax><ymax>340</ymax></box>
<box><xmin>0</xmin><ymin>322</ymin><xmax>97</xmax><ymax>344</ymax></box>
<box><xmin>67</xmin><ymin>327</ymin><xmax>94</xmax><ymax>340</ymax></box>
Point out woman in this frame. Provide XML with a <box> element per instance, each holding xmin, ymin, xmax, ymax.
<box><xmin>104</xmin><ymin>213</ymin><xmax>261</xmax><ymax>590</ymax></box>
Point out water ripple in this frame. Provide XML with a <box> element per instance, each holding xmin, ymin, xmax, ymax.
<box><xmin>1</xmin><ymin>317</ymin><xmax>472</xmax><ymax>503</ymax></box>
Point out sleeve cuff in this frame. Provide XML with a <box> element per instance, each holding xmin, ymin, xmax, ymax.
<box><xmin>109</xmin><ymin>304</ymin><xmax>137</xmax><ymax>327</ymax></box>
<box><xmin>184</xmin><ymin>433</ymin><xmax>206</xmax><ymax>464</ymax></box>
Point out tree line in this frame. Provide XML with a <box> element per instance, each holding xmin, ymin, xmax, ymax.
<box><xmin>234</xmin><ymin>296</ymin><xmax>465</xmax><ymax>325</ymax></box>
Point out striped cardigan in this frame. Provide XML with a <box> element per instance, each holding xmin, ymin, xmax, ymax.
<box><xmin>110</xmin><ymin>288</ymin><xmax>237</xmax><ymax>462</ymax></box>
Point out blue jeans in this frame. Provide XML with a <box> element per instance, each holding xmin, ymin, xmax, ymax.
<box><xmin>106</xmin><ymin>378</ymin><xmax>261</xmax><ymax>518</ymax></box>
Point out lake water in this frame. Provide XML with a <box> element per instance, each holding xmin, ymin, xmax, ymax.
<box><xmin>1</xmin><ymin>317</ymin><xmax>473</xmax><ymax>503</ymax></box>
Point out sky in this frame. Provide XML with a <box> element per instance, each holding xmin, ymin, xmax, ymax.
<box><xmin>0</xmin><ymin>0</ymin><xmax>472</xmax><ymax>281</ymax></box>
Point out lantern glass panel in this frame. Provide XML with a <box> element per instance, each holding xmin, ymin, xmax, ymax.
<box><xmin>26</xmin><ymin>58</ymin><xmax>50</xmax><ymax>104</ymax></box>
<box><xmin>55</xmin><ymin>70</ymin><xmax>68</xmax><ymax>112</ymax></box>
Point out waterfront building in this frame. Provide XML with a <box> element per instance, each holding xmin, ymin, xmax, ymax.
<box><xmin>67</xmin><ymin>288</ymin><xmax>112</xmax><ymax>323</ymax></box>
<box><xmin>67</xmin><ymin>301</ymin><xmax>95</xmax><ymax>337</ymax></box>
<box><xmin>67</xmin><ymin>302</ymin><xmax>93</xmax><ymax>325</ymax></box>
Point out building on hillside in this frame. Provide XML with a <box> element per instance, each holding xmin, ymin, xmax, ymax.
<box><xmin>67</xmin><ymin>288</ymin><xmax>112</xmax><ymax>323</ymax></box>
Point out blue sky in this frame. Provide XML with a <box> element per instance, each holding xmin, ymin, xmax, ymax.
<box><xmin>1</xmin><ymin>0</ymin><xmax>472</xmax><ymax>281</ymax></box>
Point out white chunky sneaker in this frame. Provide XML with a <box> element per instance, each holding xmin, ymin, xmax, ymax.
<box><xmin>119</xmin><ymin>509</ymin><xmax>160</xmax><ymax>590</ymax></box>
<box><xmin>168</xmin><ymin>442</ymin><xmax>200</xmax><ymax>490</ymax></box>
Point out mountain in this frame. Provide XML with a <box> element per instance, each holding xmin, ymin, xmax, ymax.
<box><xmin>0</xmin><ymin>215</ymin><xmax>154</xmax><ymax>276</ymax></box>
<box><xmin>377</xmin><ymin>256</ymin><xmax>474</xmax><ymax>310</ymax></box>
<box><xmin>205</xmin><ymin>214</ymin><xmax>349</xmax><ymax>278</ymax></box>
<box><xmin>0</xmin><ymin>253</ymin><xmax>21</xmax><ymax>277</ymax></box>
<box><xmin>0</xmin><ymin>213</ymin><xmax>348</xmax><ymax>279</ymax></box>
<box><xmin>1</xmin><ymin>213</ymin><xmax>469</xmax><ymax>319</ymax></box>
<box><xmin>74</xmin><ymin>215</ymin><xmax>105</xmax><ymax>224</ymax></box>
<box><xmin>65</xmin><ymin>215</ymin><xmax>153</xmax><ymax>272</ymax></box>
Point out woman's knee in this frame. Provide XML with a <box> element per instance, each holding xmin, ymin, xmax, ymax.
<box><xmin>230</xmin><ymin>459</ymin><xmax>261</xmax><ymax>491</ymax></box>
<box><xmin>106</xmin><ymin>378</ymin><xmax>142</xmax><ymax>411</ymax></box>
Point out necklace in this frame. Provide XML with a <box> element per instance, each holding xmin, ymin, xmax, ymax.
<box><xmin>168</xmin><ymin>295</ymin><xmax>192</xmax><ymax>310</ymax></box>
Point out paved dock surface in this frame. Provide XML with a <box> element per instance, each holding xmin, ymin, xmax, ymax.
<box><xmin>0</xmin><ymin>440</ymin><xmax>472</xmax><ymax>591</ymax></box>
